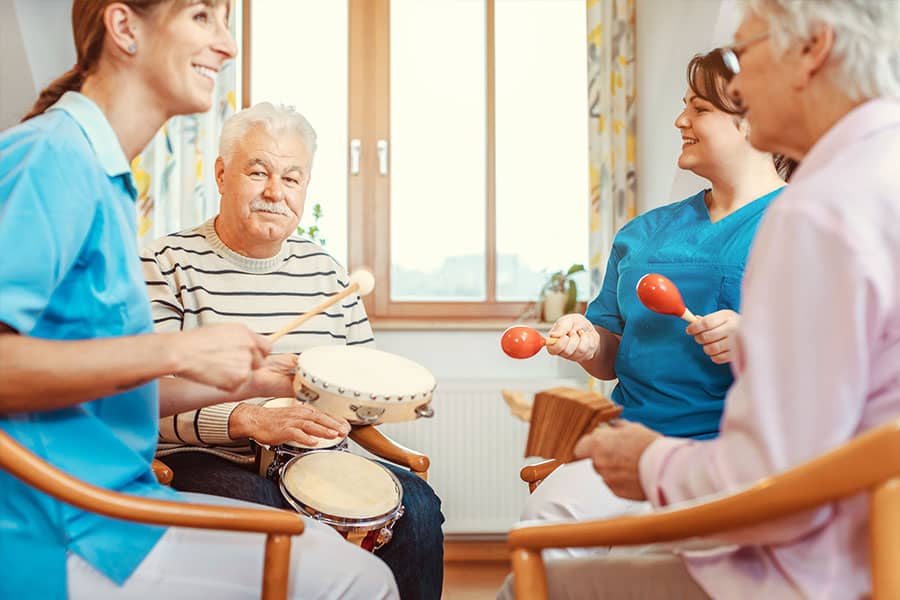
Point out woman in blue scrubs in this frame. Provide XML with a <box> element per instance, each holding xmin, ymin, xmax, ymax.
<box><xmin>0</xmin><ymin>1</ymin><xmax>396</xmax><ymax>598</ymax></box>
<box><xmin>520</xmin><ymin>50</ymin><xmax>794</xmax><ymax>545</ymax></box>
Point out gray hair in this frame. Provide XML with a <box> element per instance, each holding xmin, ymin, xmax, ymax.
<box><xmin>746</xmin><ymin>0</ymin><xmax>900</xmax><ymax>101</ymax></box>
<box><xmin>218</xmin><ymin>102</ymin><xmax>318</xmax><ymax>165</ymax></box>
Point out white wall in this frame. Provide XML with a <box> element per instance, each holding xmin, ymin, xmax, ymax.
<box><xmin>635</xmin><ymin>0</ymin><xmax>741</xmax><ymax>211</ymax></box>
<box><xmin>0</xmin><ymin>0</ymin><xmax>73</xmax><ymax>129</ymax></box>
<box><xmin>0</xmin><ymin>0</ymin><xmax>35</xmax><ymax>128</ymax></box>
<box><xmin>15</xmin><ymin>0</ymin><xmax>75</xmax><ymax>91</ymax></box>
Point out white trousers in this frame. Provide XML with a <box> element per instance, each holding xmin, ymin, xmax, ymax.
<box><xmin>505</xmin><ymin>460</ymin><xmax>710</xmax><ymax>599</ymax></box>
<box><xmin>520</xmin><ymin>459</ymin><xmax>652</xmax><ymax>559</ymax></box>
<box><xmin>67</xmin><ymin>492</ymin><xmax>398</xmax><ymax>600</ymax></box>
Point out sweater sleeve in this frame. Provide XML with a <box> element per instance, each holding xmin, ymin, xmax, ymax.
<box><xmin>139</xmin><ymin>246</ymin><xmax>184</xmax><ymax>334</ymax></box>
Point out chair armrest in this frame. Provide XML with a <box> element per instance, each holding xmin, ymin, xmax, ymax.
<box><xmin>520</xmin><ymin>459</ymin><xmax>561</xmax><ymax>492</ymax></box>
<box><xmin>509</xmin><ymin>419</ymin><xmax>900</xmax><ymax>551</ymax></box>
<box><xmin>350</xmin><ymin>425</ymin><xmax>430</xmax><ymax>479</ymax></box>
<box><xmin>0</xmin><ymin>430</ymin><xmax>303</xmax><ymax>536</ymax></box>
<box><xmin>152</xmin><ymin>459</ymin><xmax>174</xmax><ymax>486</ymax></box>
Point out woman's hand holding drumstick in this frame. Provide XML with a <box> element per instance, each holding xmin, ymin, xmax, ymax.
<box><xmin>268</xmin><ymin>269</ymin><xmax>376</xmax><ymax>342</ymax></box>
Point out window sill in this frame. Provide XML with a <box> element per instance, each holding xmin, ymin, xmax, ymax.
<box><xmin>370</xmin><ymin>318</ymin><xmax>553</xmax><ymax>332</ymax></box>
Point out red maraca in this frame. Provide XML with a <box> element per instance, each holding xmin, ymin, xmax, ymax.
<box><xmin>500</xmin><ymin>326</ymin><xmax>562</xmax><ymax>359</ymax></box>
<box><xmin>636</xmin><ymin>274</ymin><xmax>698</xmax><ymax>323</ymax></box>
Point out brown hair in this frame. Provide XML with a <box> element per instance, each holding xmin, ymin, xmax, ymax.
<box><xmin>686</xmin><ymin>50</ymin><xmax>796</xmax><ymax>180</ymax></box>
<box><xmin>21</xmin><ymin>0</ymin><xmax>228</xmax><ymax>122</ymax></box>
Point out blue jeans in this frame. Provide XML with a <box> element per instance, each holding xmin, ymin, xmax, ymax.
<box><xmin>161</xmin><ymin>451</ymin><xmax>444</xmax><ymax>600</ymax></box>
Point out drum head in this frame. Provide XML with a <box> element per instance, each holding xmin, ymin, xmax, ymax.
<box><xmin>283</xmin><ymin>436</ymin><xmax>344</xmax><ymax>450</ymax></box>
<box><xmin>282</xmin><ymin>452</ymin><xmax>400</xmax><ymax>519</ymax></box>
<box><xmin>297</xmin><ymin>346</ymin><xmax>435</xmax><ymax>400</ymax></box>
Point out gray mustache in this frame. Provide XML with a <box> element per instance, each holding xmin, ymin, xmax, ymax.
<box><xmin>249</xmin><ymin>199</ymin><xmax>291</xmax><ymax>216</ymax></box>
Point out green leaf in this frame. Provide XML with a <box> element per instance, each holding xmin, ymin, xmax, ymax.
<box><xmin>565</xmin><ymin>279</ymin><xmax>578</xmax><ymax>313</ymax></box>
<box><xmin>566</xmin><ymin>263</ymin><xmax>585</xmax><ymax>277</ymax></box>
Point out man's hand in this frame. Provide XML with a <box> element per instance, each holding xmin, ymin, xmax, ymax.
<box><xmin>169</xmin><ymin>324</ymin><xmax>271</xmax><ymax>391</ymax></box>
<box><xmin>685</xmin><ymin>309</ymin><xmax>741</xmax><ymax>364</ymax></box>
<box><xmin>546</xmin><ymin>314</ymin><xmax>600</xmax><ymax>363</ymax></box>
<box><xmin>573</xmin><ymin>420</ymin><xmax>661</xmax><ymax>500</ymax></box>
<box><xmin>241</xmin><ymin>353</ymin><xmax>297</xmax><ymax>399</ymax></box>
<box><xmin>229</xmin><ymin>401</ymin><xmax>351</xmax><ymax>447</ymax></box>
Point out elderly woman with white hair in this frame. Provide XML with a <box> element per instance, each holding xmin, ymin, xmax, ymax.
<box><xmin>501</xmin><ymin>1</ymin><xmax>900</xmax><ymax>598</ymax></box>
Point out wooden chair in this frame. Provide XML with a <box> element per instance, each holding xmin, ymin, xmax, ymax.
<box><xmin>0</xmin><ymin>430</ymin><xmax>303</xmax><ymax>600</ymax></box>
<box><xmin>520</xmin><ymin>459</ymin><xmax>561</xmax><ymax>493</ymax></box>
<box><xmin>508</xmin><ymin>419</ymin><xmax>900</xmax><ymax>600</ymax></box>
<box><xmin>349</xmin><ymin>425</ymin><xmax>430</xmax><ymax>480</ymax></box>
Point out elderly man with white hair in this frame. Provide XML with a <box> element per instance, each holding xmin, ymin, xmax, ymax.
<box><xmin>501</xmin><ymin>1</ymin><xmax>900</xmax><ymax>598</ymax></box>
<box><xmin>142</xmin><ymin>103</ymin><xmax>444</xmax><ymax>600</ymax></box>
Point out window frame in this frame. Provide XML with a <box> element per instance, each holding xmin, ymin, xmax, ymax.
<box><xmin>242</xmin><ymin>0</ymin><xmax>556</xmax><ymax>322</ymax></box>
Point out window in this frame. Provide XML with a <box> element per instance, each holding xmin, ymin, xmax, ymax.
<box><xmin>245</xmin><ymin>0</ymin><xmax>589</xmax><ymax>321</ymax></box>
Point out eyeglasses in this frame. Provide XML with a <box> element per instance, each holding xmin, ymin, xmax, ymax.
<box><xmin>719</xmin><ymin>31</ymin><xmax>771</xmax><ymax>77</ymax></box>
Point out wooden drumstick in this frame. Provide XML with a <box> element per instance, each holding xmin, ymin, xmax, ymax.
<box><xmin>268</xmin><ymin>269</ymin><xmax>375</xmax><ymax>342</ymax></box>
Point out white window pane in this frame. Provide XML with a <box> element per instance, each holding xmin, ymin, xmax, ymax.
<box><xmin>495</xmin><ymin>0</ymin><xmax>590</xmax><ymax>302</ymax></box>
<box><xmin>390</xmin><ymin>0</ymin><xmax>487</xmax><ymax>301</ymax></box>
<box><xmin>250</xmin><ymin>0</ymin><xmax>349</xmax><ymax>267</ymax></box>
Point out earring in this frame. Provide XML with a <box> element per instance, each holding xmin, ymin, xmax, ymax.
<box><xmin>127</xmin><ymin>43</ymin><xmax>137</xmax><ymax>55</ymax></box>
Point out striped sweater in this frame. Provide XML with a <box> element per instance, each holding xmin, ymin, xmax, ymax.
<box><xmin>141</xmin><ymin>218</ymin><xmax>374</xmax><ymax>460</ymax></box>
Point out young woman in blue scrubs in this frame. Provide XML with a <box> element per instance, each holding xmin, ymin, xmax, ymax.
<box><xmin>519</xmin><ymin>50</ymin><xmax>794</xmax><ymax>547</ymax></box>
<box><xmin>0</xmin><ymin>1</ymin><xmax>396</xmax><ymax>598</ymax></box>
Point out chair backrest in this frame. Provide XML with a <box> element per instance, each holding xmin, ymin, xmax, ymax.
<box><xmin>0</xmin><ymin>429</ymin><xmax>303</xmax><ymax>600</ymax></box>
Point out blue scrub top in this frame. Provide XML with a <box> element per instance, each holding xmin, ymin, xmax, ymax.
<box><xmin>0</xmin><ymin>92</ymin><xmax>179</xmax><ymax>599</ymax></box>
<box><xmin>586</xmin><ymin>188</ymin><xmax>783</xmax><ymax>439</ymax></box>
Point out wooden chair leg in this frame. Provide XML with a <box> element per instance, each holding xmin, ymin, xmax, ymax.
<box><xmin>870</xmin><ymin>477</ymin><xmax>900</xmax><ymax>600</ymax></box>
<box><xmin>511</xmin><ymin>548</ymin><xmax>547</xmax><ymax>600</ymax></box>
<box><xmin>262</xmin><ymin>534</ymin><xmax>292</xmax><ymax>600</ymax></box>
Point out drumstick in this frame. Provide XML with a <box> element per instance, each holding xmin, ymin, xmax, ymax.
<box><xmin>268</xmin><ymin>269</ymin><xmax>375</xmax><ymax>342</ymax></box>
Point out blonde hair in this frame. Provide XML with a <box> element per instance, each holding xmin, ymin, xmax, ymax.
<box><xmin>22</xmin><ymin>0</ymin><xmax>229</xmax><ymax>121</ymax></box>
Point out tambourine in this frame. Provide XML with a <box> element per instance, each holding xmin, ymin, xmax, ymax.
<box><xmin>293</xmin><ymin>346</ymin><xmax>436</xmax><ymax>425</ymax></box>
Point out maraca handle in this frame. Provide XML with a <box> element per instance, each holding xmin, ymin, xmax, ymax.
<box><xmin>680</xmin><ymin>308</ymin><xmax>699</xmax><ymax>324</ymax></box>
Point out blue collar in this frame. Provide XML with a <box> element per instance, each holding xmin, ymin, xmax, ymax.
<box><xmin>48</xmin><ymin>92</ymin><xmax>137</xmax><ymax>195</ymax></box>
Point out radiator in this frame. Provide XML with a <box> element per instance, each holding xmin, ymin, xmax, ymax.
<box><xmin>351</xmin><ymin>378</ymin><xmax>579</xmax><ymax>535</ymax></box>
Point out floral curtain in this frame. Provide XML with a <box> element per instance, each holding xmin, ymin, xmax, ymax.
<box><xmin>586</xmin><ymin>0</ymin><xmax>637</xmax><ymax>295</ymax></box>
<box><xmin>131</xmin><ymin>61</ymin><xmax>237</xmax><ymax>246</ymax></box>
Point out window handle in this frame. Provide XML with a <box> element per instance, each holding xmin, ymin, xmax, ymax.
<box><xmin>377</xmin><ymin>139</ymin><xmax>389</xmax><ymax>176</ymax></box>
<box><xmin>350</xmin><ymin>139</ymin><xmax>361</xmax><ymax>175</ymax></box>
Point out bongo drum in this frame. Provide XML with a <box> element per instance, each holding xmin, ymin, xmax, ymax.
<box><xmin>293</xmin><ymin>346</ymin><xmax>436</xmax><ymax>425</ymax></box>
<box><xmin>279</xmin><ymin>450</ymin><xmax>404</xmax><ymax>551</ymax></box>
<box><xmin>254</xmin><ymin>397</ymin><xmax>349</xmax><ymax>480</ymax></box>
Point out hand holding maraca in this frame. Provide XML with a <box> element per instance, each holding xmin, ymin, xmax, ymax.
<box><xmin>685</xmin><ymin>309</ymin><xmax>741</xmax><ymax>364</ymax></box>
<box><xmin>500</xmin><ymin>316</ymin><xmax>598</xmax><ymax>362</ymax></box>
<box><xmin>637</xmin><ymin>273</ymin><xmax>740</xmax><ymax>364</ymax></box>
<box><xmin>546</xmin><ymin>314</ymin><xmax>599</xmax><ymax>362</ymax></box>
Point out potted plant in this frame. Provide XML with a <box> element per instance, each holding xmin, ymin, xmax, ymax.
<box><xmin>297</xmin><ymin>202</ymin><xmax>326</xmax><ymax>245</ymax></box>
<box><xmin>540</xmin><ymin>263</ymin><xmax>585</xmax><ymax>322</ymax></box>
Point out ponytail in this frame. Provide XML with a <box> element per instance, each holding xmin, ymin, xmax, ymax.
<box><xmin>21</xmin><ymin>67</ymin><xmax>87</xmax><ymax>122</ymax></box>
